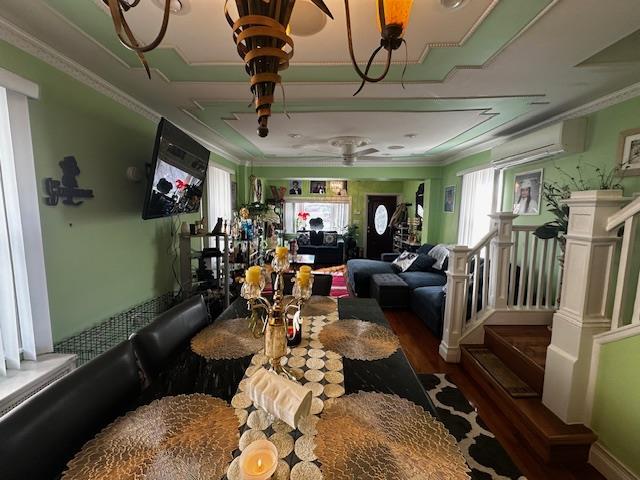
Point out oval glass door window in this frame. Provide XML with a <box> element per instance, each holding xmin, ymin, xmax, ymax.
<box><xmin>374</xmin><ymin>205</ymin><xmax>388</xmax><ymax>235</ymax></box>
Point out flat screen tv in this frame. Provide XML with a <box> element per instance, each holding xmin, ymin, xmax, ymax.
<box><xmin>142</xmin><ymin>118</ymin><xmax>209</xmax><ymax>220</ymax></box>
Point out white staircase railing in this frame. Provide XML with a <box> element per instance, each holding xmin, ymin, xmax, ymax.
<box><xmin>439</xmin><ymin>212</ymin><xmax>560</xmax><ymax>362</ymax></box>
<box><xmin>606</xmin><ymin>196</ymin><xmax>640</xmax><ymax>329</ymax></box>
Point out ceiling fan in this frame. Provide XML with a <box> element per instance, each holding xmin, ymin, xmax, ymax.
<box><xmin>293</xmin><ymin>136</ymin><xmax>379</xmax><ymax>166</ymax></box>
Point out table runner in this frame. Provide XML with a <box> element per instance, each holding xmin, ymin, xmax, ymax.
<box><xmin>225</xmin><ymin>298</ymin><xmax>343</xmax><ymax>479</ymax></box>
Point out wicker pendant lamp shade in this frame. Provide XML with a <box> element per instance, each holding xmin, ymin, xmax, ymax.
<box><xmin>225</xmin><ymin>0</ymin><xmax>333</xmax><ymax>137</ymax></box>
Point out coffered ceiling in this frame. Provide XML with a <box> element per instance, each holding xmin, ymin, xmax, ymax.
<box><xmin>1</xmin><ymin>0</ymin><xmax>640</xmax><ymax>166</ymax></box>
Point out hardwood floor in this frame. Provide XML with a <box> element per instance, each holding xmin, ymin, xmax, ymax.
<box><xmin>384</xmin><ymin>309</ymin><xmax>605</xmax><ymax>480</ymax></box>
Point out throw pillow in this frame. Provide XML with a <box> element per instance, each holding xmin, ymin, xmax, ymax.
<box><xmin>428</xmin><ymin>244</ymin><xmax>450</xmax><ymax>270</ymax></box>
<box><xmin>310</xmin><ymin>230</ymin><xmax>324</xmax><ymax>246</ymax></box>
<box><xmin>392</xmin><ymin>251</ymin><xmax>419</xmax><ymax>273</ymax></box>
<box><xmin>323</xmin><ymin>232</ymin><xmax>337</xmax><ymax>246</ymax></box>
<box><xmin>298</xmin><ymin>232</ymin><xmax>310</xmax><ymax>246</ymax></box>
<box><xmin>406</xmin><ymin>254</ymin><xmax>436</xmax><ymax>272</ymax></box>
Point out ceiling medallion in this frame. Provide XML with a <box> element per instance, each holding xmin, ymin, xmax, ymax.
<box><xmin>344</xmin><ymin>0</ymin><xmax>415</xmax><ymax>95</ymax></box>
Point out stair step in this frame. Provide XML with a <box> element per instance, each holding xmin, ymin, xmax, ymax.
<box><xmin>461</xmin><ymin>345</ymin><xmax>597</xmax><ymax>465</ymax></box>
<box><xmin>485</xmin><ymin>325</ymin><xmax>551</xmax><ymax>395</ymax></box>
<box><xmin>465</xmin><ymin>346</ymin><xmax>538</xmax><ymax>398</ymax></box>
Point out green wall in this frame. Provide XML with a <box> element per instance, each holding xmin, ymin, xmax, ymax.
<box><xmin>591</xmin><ymin>334</ymin><xmax>640</xmax><ymax>475</ymax></box>
<box><xmin>0</xmin><ymin>40</ymin><xmax>236</xmax><ymax>342</ymax></box>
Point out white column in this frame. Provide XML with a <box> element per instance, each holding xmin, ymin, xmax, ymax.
<box><xmin>488</xmin><ymin>212</ymin><xmax>516</xmax><ymax>309</ymax></box>
<box><xmin>542</xmin><ymin>190</ymin><xmax>627</xmax><ymax>424</ymax></box>
<box><xmin>439</xmin><ymin>246</ymin><xmax>471</xmax><ymax>363</ymax></box>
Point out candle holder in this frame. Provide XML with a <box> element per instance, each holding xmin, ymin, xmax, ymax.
<box><xmin>241</xmin><ymin>250</ymin><xmax>313</xmax><ymax>381</ymax></box>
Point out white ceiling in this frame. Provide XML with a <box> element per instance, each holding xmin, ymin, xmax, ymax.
<box><xmin>92</xmin><ymin>0</ymin><xmax>497</xmax><ymax>65</ymax></box>
<box><xmin>226</xmin><ymin>110</ymin><xmax>491</xmax><ymax>157</ymax></box>
<box><xmin>1</xmin><ymin>0</ymin><xmax>639</xmax><ymax>165</ymax></box>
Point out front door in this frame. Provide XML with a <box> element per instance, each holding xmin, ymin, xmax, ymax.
<box><xmin>366</xmin><ymin>195</ymin><xmax>397</xmax><ymax>260</ymax></box>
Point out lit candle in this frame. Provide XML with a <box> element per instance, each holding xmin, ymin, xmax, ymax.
<box><xmin>238</xmin><ymin>439</ymin><xmax>278</xmax><ymax>480</ymax></box>
<box><xmin>245</xmin><ymin>266</ymin><xmax>262</xmax><ymax>286</ymax></box>
<box><xmin>276</xmin><ymin>246</ymin><xmax>289</xmax><ymax>260</ymax></box>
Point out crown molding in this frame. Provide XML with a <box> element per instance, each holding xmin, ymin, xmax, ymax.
<box><xmin>0</xmin><ymin>15</ymin><xmax>243</xmax><ymax>165</ymax></box>
<box><xmin>440</xmin><ymin>80</ymin><xmax>640</xmax><ymax>166</ymax></box>
<box><xmin>253</xmin><ymin>156</ymin><xmax>443</xmax><ymax>168</ymax></box>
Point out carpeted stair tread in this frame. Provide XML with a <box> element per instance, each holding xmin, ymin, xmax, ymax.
<box><xmin>465</xmin><ymin>346</ymin><xmax>538</xmax><ymax>398</ymax></box>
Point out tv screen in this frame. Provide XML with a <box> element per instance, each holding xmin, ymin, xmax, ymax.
<box><xmin>142</xmin><ymin>119</ymin><xmax>209</xmax><ymax>220</ymax></box>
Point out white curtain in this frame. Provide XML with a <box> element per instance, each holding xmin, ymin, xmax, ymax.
<box><xmin>457</xmin><ymin>167</ymin><xmax>495</xmax><ymax>247</ymax></box>
<box><xmin>207</xmin><ymin>165</ymin><xmax>232</xmax><ymax>236</ymax></box>
<box><xmin>0</xmin><ymin>86</ymin><xmax>37</xmax><ymax>375</ymax></box>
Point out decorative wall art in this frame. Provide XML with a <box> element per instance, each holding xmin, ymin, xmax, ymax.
<box><xmin>513</xmin><ymin>169</ymin><xmax>543</xmax><ymax>215</ymax></box>
<box><xmin>618</xmin><ymin>127</ymin><xmax>640</xmax><ymax>175</ymax></box>
<box><xmin>44</xmin><ymin>156</ymin><xmax>94</xmax><ymax>206</ymax></box>
<box><xmin>289</xmin><ymin>179</ymin><xmax>302</xmax><ymax>195</ymax></box>
<box><xmin>329</xmin><ymin>180</ymin><xmax>348</xmax><ymax>196</ymax></box>
<box><xmin>310</xmin><ymin>180</ymin><xmax>326</xmax><ymax>194</ymax></box>
<box><xmin>444</xmin><ymin>185</ymin><xmax>455</xmax><ymax>213</ymax></box>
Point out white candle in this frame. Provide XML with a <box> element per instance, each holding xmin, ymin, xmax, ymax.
<box><xmin>239</xmin><ymin>439</ymin><xmax>278</xmax><ymax>480</ymax></box>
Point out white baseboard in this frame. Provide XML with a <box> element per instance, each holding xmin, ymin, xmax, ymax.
<box><xmin>590</xmin><ymin>442</ymin><xmax>639</xmax><ymax>480</ymax></box>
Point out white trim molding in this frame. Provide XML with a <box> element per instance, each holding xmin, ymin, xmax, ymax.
<box><xmin>0</xmin><ymin>67</ymin><xmax>38</xmax><ymax>99</ymax></box>
<box><xmin>584</xmin><ymin>322</ymin><xmax>640</xmax><ymax>425</ymax></box>
<box><xmin>590</xmin><ymin>442</ymin><xmax>640</xmax><ymax>480</ymax></box>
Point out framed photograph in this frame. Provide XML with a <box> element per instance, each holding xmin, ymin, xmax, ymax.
<box><xmin>513</xmin><ymin>169</ymin><xmax>543</xmax><ymax>216</ymax></box>
<box><xmin>288</xmin><ymin>179</ymin><xmax>302</xmax><ymax>195</ymax></box>
<box><xmin>329</xmin><ymin>180</ymin><xmax>348</xmax><ymax>196</ymax></box>
<box><xmin>310</xmin><ymin>180</ymin><xmax>326</xmax><ymax>194</ymax></box>
<box><xmin>443</xmin><ymin>185</ymin><xmax>455</xmax><ymax>213</ymax></box>
<box><xmin>618</xmin><ymin>128</ymin><xmax>640</xmax><ymax>175</ymax></box>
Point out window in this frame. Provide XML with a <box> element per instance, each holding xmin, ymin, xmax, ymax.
<box><xmin>457</xmin><ymin>167</ymin><xmax>496</xmax><ymax>247</ymax></box>
<box><xmin>284</xmin><ymin>198</ymin><xmax>351</xmax><ymax>233</ymax></box>
<box><xmin>206</xmin><ymin>165</ymin><xmax>232</xmax><ymax>231</ymax></box>
<box><xmin>0</xmin><ymin>82</ymin><xmax>50</xmax><ymax>375</ymax></box>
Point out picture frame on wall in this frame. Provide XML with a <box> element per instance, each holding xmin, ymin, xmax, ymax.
<box><xmin>618</xmin><ymin>127</ymin><xmax>640</xmax><ymax>175</ymax></box>
<box><xmin>289</xmin><ymin>179</ymin><xmax>302</xmax><ymax>195</ymax></box>
<box><xmin>443</xmin><ymin>185</ymin><xmax>455</xmax><ymax>213</ymax></box>
<box><xmin>310</xmin><ymin>180</ymin><xmax>326</xmax><ymax>194</ymax></box>
<box><xmin>513</xmin><ymin>169</ymin><xmax>543</xmax><ymax>216</ymax></box>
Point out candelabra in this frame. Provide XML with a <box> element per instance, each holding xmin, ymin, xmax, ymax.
<box><xmin>241</xmin><ymin>247</ymin><xmax>313</xmax><ymax>380</ymax></box>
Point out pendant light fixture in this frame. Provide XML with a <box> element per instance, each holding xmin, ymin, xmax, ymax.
<box><xmin>344</xmin><ymin>0</ymin><xmax>414</xmax><ymax>95</ymax></box>
<box><xmin>225</xmin><ymin>1</ymin><xmax>333</xmax><ymax>138</ymax></box>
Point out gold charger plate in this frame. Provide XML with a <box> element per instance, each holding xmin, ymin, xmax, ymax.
<box><xmin>191</xmin><ymin>317</ymin><xmax>263</xmax><ymax>360</ymax></box>
<box><xmin>318</xmin><ymin>318</ymin><xmax>399</xmax><ymax>361</ymax></box>
<box><xmin>316</xmin><ymin>392</ymin><xmax>470</xmax><ymax>480</ymax></box>
<box><xmin>63</xmin><ymin>394</ymin><xmax>238</xmax><ymax>480</ymax></box>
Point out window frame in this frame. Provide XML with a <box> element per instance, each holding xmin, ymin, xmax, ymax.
<box><xmin>282</xmin><ymin>195</ymin><xmax>352</xmax><ymax>234</ymax></box>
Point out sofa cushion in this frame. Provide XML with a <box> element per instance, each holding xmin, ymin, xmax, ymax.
<box><xmin>391</xmin><ymin>251</ymin><xmax>419</xmax><ymax>272</ymax></box>
<box><xmin>417</xmin><ymin>244</ymin><xmax>436</xmax><ymax>255</ymax></box>
<box><xmin>410</xmin><ymin>286</ymin><xmax>446</xmax><ymax>338</ymax></box>
<box><xmin>406</xmin><ymin>253</ymin><xmax>436</xmax><ymax>272</ymax></box>
<box><xmin>310</xmin><ymin>230</ymin><xmax>324</xmax><ymax>246</ymax></box>
<box><xmin>323</xmin><ymin>231</ymin><xmax>338</xmax><ymax>246</ymax></box>
<box><xmin>398</xmin><ymin>271</ymin><xmax>447</xmax><ymax>290</ymax></box>
<box><xmin>298</xmin><ymin>232</ymin><xmax>310</xmax><ymax>245</ymax></box>
<box><xmin>346</xmin><ymin>259</ymin><xmax>395</xmax><ymax>297</ymax></box>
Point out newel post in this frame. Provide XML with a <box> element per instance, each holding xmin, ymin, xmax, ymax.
<box><xmin>542</xmin><ymin>190</ymin><xmax>627</xmax><ymax>424</ymax></box>
<box><xmin>488</xmin><ymin>212</ymin><xmax>516</xmax><ymax>309</ymax></box>
<box><xmin>439</xmin><ymin>245</ymin><xmax>471</xmax><ymax>363</ymax></box>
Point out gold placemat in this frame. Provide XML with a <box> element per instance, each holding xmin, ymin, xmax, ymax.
<box><xmin>63</xmin><ymin>394</ymin><xmax>239</xmax><ymax>480</ymax></box>
<box><xmin>316</xmin><ymin>392</ymin><xmax>470</xmax><ymax>480</ymax></box>
<box><xmin>191</xmin><ymin>317</ymin><xmax>263</xmax><ymax>360</ymax></box>
<box><xmin>318</xmin><ymin>319</ymin><xmax>400</xmax><ymax>361</ymax></box>
<box><xmin>302</xmin><ymin>296</ymin><xmax>337</xmax><ymax>316</ymax></box>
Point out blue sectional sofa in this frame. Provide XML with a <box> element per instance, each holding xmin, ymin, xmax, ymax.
<box><xmin>346</xmin><ymin>244</ymin><xmax>449</xmax><ymax>338</ymax></box>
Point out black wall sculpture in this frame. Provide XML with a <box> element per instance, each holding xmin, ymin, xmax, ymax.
<box><xmin>44</xmin><ymin>156</ymin><xmax>94</xmax><ymax>206</ymax></box>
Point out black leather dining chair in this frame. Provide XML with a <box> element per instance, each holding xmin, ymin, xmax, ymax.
<box><xmin>131</xmin><ymin>295</ymin><xmax>210</xmax><ymax>379</ymax></box>
<box><xmin>0</xmin><ymin>341</ymin><xmax>143</xmax><ymax>480</ymax></box>
<box><xmin>271</xmin><ymin>272</ymin><xmax>333</xmax><ymax>296</ymax></box>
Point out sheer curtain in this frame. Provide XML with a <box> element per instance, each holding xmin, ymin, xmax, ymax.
<box><xmin>0</xmin><ymin>86</ymin><xmax>37</xmax><ymax>375</ymax></box>
<box><xmin>207</xmin><ymin>165</ymin><xmax>232</xmax><ymax>231</ymax></box>
<box><xmin>284</xmin><ymin>200</ymin><xmax>350</xmax><ymax>233</ymax></box>
<box><xmin>457</xmin><ymin>167</ymin><xmax>495</xmax><ymax>247</ymax></box>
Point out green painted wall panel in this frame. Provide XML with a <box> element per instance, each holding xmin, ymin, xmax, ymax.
<box><xmin>591</xmin><ymin>334</ymin><xmax>640</xmax><ymax>476</ymax></box>
<box><xmin>0</xmin><ymin>40</ymin><xmax>235</xmax><ymax>341</ymax></box>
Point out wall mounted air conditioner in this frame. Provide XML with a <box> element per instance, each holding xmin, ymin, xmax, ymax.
<box><xmin>491</xmin><ymin>118</ymin><xmax>587</xmax><ymax>168</ymax></box>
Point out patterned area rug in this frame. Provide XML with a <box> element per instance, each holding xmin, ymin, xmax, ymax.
<box><xmin>419</xmin><ymin>373</ymin><xmax>527</xmax><ymax>480</ymax></box>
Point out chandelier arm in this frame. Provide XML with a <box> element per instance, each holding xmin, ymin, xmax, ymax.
<box><xmin>120</xmin><ymin>16</ymin><xmax>152</xmax><ymax>78</ymax></box>
<box><xmin>353</xmin><ymin>45</ymin><xmax>384</xmax><ymax>96</ymax></box>
<box><xmin>106</xmin><ymin>0</ymin><xmax>171</xmax><ymax>53</ymax></box>
<box><xmin>344</xmin><ymin>0</ymin><xmax>393</xmax><ymax>84</ymax></box>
